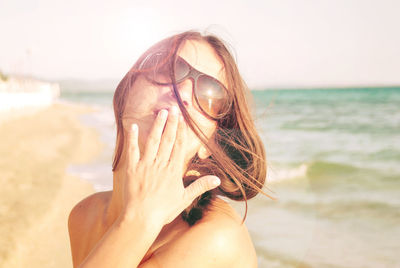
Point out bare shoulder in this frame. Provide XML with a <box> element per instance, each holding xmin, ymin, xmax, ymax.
<box><xmin>68</xmin><ymin>191</ymin><xmax>111</xmax><ymax>268</ymax></box>
<box><xmin>140</xmin><ymin>197</ymin><xmax>258</xmax><ymax>268</ymax></box>
<box><xmin>68</xmin><ymin>191</ymin><xmax>109</xmax><ymax>226</ymax></box>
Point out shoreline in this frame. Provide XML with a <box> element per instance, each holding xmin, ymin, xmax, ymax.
<box><xmin>0</xmin><ymin>103</ymin><xmax>103</xmax><ymax>267</ymax></box>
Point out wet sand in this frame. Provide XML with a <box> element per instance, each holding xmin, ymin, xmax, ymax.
<box><xmin>0</xmin><ymin>103</ymin><xmax>103</xmax><ymax>267</ymax></box>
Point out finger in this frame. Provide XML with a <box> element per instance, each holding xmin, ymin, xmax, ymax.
<box><xmin>156</xmin><ymin>106</ymin><xmax>179</xmax><ymax>164</ymax></box>
<box><xmin>183</xmin><ymin>176</ymin><xmax>221</xmax><ymax>206</ymax></box>
<box><xmin>169</xmin><ymin>113</ymin><xmax>186</xmax><ymax>165</ymax></box>
<box><xmin>142</xmin><ymin>109</ymin><xmax>168</xmax><ymax>162</ymax></box>
<box><xmin>127</xmin><ymin>123</ymin><xmax>140</xmax><ymax>168</ymax></box>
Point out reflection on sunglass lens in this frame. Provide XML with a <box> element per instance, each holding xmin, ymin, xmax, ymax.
<box><xmin>196</xmin><ymin>75</ymin><xmax>228</xmax><ymax>117</ymax></box>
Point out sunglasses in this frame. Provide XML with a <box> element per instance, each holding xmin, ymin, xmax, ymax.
<box><xmin>139</xmin><ymin>52</ymin><xmax>232</xmax><ymax>120</ymax></box>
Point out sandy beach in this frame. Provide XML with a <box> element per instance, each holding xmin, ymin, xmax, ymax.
<box><xmin>0</xmin><ymin>103</ymin><xmax>103</xmax><ymax>267</ymax></box>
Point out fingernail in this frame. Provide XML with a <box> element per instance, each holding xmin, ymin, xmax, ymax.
<box><xmin>159</xmin><ymin>109</ymin><xmax>168</xmax><ymax>118</ymax></box>
<box><xmin>170</xmin><ymin>106</ymin><xmax>179</xmax><ymax>115</ymax></box>
<box><xmin>212</xmin><ymin>177</ymin><xmax>221</xmax><ymax>186</ymax></box>
<box><xmin>131</xmin><ymin>124</ymin><xmax>138</xmax><ymax>133</ymax></box>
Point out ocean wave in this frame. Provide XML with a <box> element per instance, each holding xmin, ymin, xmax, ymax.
<box><xmin>306</xmin><ymin>161</ymin><xmax>359</xmax><ymax>178</ymax></box>
<box><xmin>267</xmin><ymin>160</ymin><xmax>362</xmax><ymax>184</ymax></box>
<box><xmin>266</xmin><ymin>164</ymin><xmax>308</xmax><ymax>183</ymax></box>
<box><xmin>282</xmin><ymin>199</ymin><xmax>400</xmax><ymax>224</ymax></box>
<box><xmin>267</xmin><ymin>160</ymin><xmax>400</xmax><ymax>193</ymax></box>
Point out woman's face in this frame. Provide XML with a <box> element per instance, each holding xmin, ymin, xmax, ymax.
<box><xmin>122</xmin><ymin>40</ymin><xmax>228</xmax><ymax>167</ymax></box>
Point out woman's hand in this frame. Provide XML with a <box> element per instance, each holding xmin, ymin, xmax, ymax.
<box><xmin>121</xmin><ymin>106</ymin><xmax>220</xmax><ymax>226</ymax></box>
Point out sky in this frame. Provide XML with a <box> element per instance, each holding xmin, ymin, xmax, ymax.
<box><xmin>1</xmin><ymin>0</ymin><xmax>399</xmax><ymax>89</ymax></box>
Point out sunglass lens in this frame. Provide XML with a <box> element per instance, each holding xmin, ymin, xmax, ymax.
<box><xmin>196</xmin><ymin>75</ymin><xmax>229</xmax><ymax>118</ymax></box>
<box><xmin>174</xmin><ymin>57</ymin><xmax>190</xmax><ymax>81</ymax></box>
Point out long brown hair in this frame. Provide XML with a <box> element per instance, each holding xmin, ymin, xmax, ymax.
<box><xmin>112</xmin><ymin>30</ymin><xmax>275</xmax><ymax>226</ymax></box>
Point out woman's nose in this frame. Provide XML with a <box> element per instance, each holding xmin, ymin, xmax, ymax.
<box><xmin>168</xmin><ymin>79</ymin><xmax>193</xmax><ymax>107</ymax></box>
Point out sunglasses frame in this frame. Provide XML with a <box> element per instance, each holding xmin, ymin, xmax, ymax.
<box><xmin>140</xmin><ymin>53</ymin><xmax>232</xmax><ymax>120</ymax></box>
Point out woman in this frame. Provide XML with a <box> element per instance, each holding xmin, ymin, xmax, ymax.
<box><xmin>68</xmin><ymin>30</ymin><xmax>274</xmax><ymax>268</ymax></box>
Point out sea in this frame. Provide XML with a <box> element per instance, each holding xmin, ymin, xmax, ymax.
<box><xmin>61</xmin><ymin>86</ymin><xmax>400</xmax><ymax>268</ymax></box>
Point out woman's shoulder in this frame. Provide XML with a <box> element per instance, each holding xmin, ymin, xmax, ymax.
<box><xmin>199</xmin><ymin>197</ymin><xmax>258</xmax><ymax>264</ymax></box>
<box><xmin>141</xmin><ymin>197</ymin><xmax>258</xmax><ymax>268</ymax></box>
<box><xmin>68</xmin><ymin>191</ymin><xmax>111</xmax><ymax>222</ymax></box>
<box><xmin>68</xmin><ymin>191</ymin><xmax>112</xmax><ymax>267</ymax></box>
<box><xmin>68</xmin><ymin>190</ymin><xmax>112</xmax><ymax>237</ymax></box>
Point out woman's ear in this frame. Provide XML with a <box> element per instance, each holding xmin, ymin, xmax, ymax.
<box><xmin>198</xmin><ymin>144</ymin><xmax>211</xmax><ymax>160</ymax></box>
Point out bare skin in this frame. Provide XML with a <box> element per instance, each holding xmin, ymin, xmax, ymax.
<box><xmin>68</xmin><ymin>40</ymin><xmax>258</xmax><ymax>268</ymax></box>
